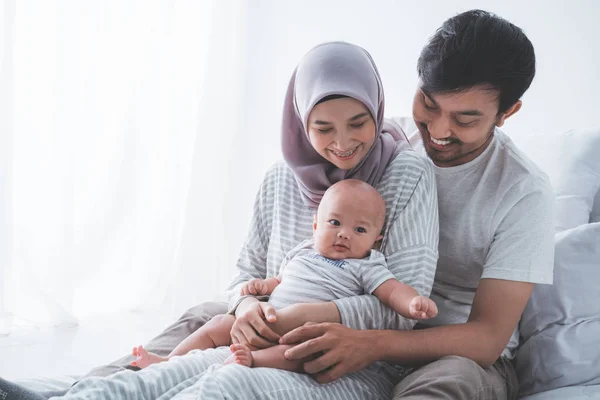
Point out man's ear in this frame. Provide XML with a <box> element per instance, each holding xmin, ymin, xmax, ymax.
<box><xmin>496</xmin><ymin>100</ymin><xmax>522</xmax><ymax>127</ymax></box>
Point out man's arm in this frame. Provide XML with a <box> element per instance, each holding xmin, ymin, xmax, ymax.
<box><xmin>374</xmin><ymin>279</ymin><xmax>533</xmax><ymax>367</ymax></box>
<box><xmin>280</xmin><ymin>278</ymin><xmax>533</xmax><ymax>382</ymax></box>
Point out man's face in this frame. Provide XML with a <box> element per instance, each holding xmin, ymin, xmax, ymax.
<box><xmin>412</xmin><ymin>84</ymin><xmax>519</xmax><ymax>167</ymax></box>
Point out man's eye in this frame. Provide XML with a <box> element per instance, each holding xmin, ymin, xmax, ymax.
<box><xmin>423</xmin><ymin>101</ymin><xmax>437</xmax><ymax>111</ymax></box>
<box><xmin>455</xmin><ymin>119</ymin><xmax>477</xmax><ymax>127</ymax></box>
<box><xmin>421</xmin><ymin>94</ymin><xmax>437</xmax><ymax>111</ymax></box>
<box><xmin>355</xmin><ymin>227</ymin><xmax>366</xmax><ymax>233</ymax></box>
<box><xmin>328</xmin><ymin>219</ymin><xmax>340</xmax><ymax>226</ymax></box>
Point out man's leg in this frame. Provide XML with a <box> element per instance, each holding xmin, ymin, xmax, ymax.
<box><xmin>83</xmin><ymin>301</ymin><xmax>228</xmax><ymax>378</ymax></box>
<box><xmin>392</xmin><ymin>356</ymin><xmax>519</xmax><ymax>400</ymax></box>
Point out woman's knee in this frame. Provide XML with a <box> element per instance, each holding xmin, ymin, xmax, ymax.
<box><xmin>181</xmin><ymin>301</ymin><xmax>229</xmax><ymax>321</ymax></box>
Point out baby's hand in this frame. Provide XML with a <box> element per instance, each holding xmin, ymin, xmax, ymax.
<box><xmin>408</xmin><ymin>296</ymin><xmax>438</xmax><ymax>320</ymax></box>
<box><xmin>240</xmin><ymin>279</ymin><xmax>269</xmax><ymax>296</ymax></box>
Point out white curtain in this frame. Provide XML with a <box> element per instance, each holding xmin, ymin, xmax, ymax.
<box><xmin>0</xmin><ymin>0</ymin><xmax>249</xmax><ymax>330</ymax></box>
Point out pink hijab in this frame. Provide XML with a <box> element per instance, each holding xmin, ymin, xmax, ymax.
<box><xmin>282</xmin><ymin>42</ymin><xmax>407</xmax><ymax>208</ymax></box>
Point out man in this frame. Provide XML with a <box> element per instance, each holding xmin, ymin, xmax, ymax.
<box><xmin>280</xmin><ymin>9</ymin><xmax>554</xmax><ymax>400</ymax></box>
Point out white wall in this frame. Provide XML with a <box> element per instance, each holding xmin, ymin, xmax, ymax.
<box><xmin>221</xmin><ymin>0</ymin><xmax>599</xmax><ymax>274</ymax></box>
<box><xmin>243</xmin><ymin>0</ymin><xmax>599</xmax><ymax>160</ymax></box>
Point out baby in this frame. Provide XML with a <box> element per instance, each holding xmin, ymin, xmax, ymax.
<box><xmin>131</xmin><ymin>179</ymin><xmax>438</xmax><ymax>372</ymax></box>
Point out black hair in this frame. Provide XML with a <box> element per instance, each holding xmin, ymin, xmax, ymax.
<box><xmin>417</xmin><ymin>10</ymin><xmax>535</xmax><ymax>114</ymax></box>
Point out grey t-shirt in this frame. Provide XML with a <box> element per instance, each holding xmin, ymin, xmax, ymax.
<box><xmin>392</xmin><ymin>117</ymin><xmax>554</xmax><ymax>358</ymax></box>
<box><xmin>269</xmin><ymin>240</ymin><xmax>395</xmax><ymax>310</ymax></box>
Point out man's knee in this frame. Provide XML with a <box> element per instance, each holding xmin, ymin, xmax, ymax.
<box><xmin>393</xmin><ymin>356</ymin><xmax>490</xmax><ymax>399</ymax></box>
<box><xmin>435</xmin><ymin>355</ymin><xmax>482</xmax><ymax>374</ymax></box>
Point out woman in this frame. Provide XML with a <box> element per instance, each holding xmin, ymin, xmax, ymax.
<box><xmin>3</xmin><ymin>41</ymin><xmax>438</xmax><ymax>399</ymax></box>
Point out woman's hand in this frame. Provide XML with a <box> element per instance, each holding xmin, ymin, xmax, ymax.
<box><xmin>231</xmin><ymin>298</ymin><xmax>280</xmax><ymax>349</ymax></box>
<box><xmin>280</xmin><ymin>322</ymin><xmax>382</xmax><ymax>383</ymax></box>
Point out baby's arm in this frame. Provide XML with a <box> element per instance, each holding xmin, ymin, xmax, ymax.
<box><xmin>373</xmin><ymin>279</ymin><xmax>438</xmax><ymax>320</ymax></box>
<box><xmin>240</xmin><ymin>274</ymin><xmax>282</xmax><ymax>296</ymax></box>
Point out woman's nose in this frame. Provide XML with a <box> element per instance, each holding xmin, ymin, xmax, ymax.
<box><xmin>334</xmin><ymin>132</ymin><xmax>352</xmax><ymax>150</ymax></box>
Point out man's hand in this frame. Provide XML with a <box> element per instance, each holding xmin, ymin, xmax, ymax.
<box><xmin>409</xmin><ymin>296</ymin><xmax>438</xmax><ymax>320</ymax></box>
<box><xmin>240</xmin><ymin>279</ymin><xmax>269</xmax><ymax>296</ymax></box>
<box><xmin>280</xmin><ymin>322</ymin><xmax>381</xmax><ymax>383</ymax></box>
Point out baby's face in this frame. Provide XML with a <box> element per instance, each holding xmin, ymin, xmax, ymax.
<box><xmin>313</xmin><ymin>189</ymin><xmax>384</xmax><ymax>260</ymax></box>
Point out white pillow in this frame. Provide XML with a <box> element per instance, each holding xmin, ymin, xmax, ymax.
<box><xmin>554</xmin><ymin>129</ymin><xmax>600</xmax><ymax>232</ymax></box>
<box><xmin>515</xmin><ymin>222</ymin><xmax>600</xmax><ymax>397</ymax></box>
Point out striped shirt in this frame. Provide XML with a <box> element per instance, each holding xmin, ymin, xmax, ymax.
<box><xmin>268</xmin><ymin>240</ymin><xmax>395</xmax><ymax>310</ymax></box>
<box><xmin>226</xmin><ymin>149</ymin><xmax>439</xmax><ymax>332</ymax></box>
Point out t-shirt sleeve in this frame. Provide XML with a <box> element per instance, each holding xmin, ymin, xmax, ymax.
<box><xmin>333</xmin><ymin>152</ymin><xmax>439</xmax><ymax>331</ymax></box>
<box><xmin>482</xmin><ymin>176</ymin><xmax>554</xmax><ymax>284</ymax></box>
<box><xmin>225</xmin><ymin>168</ymin><xmax>273</xmax><ymax>312</ymax></box>
<box><xmin>358</xmin><ymin>252</ymin><xmax>396</xmax><ymax>294</ymax></box>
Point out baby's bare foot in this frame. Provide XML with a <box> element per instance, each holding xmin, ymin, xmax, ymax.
<box><xmin>224</xmin><ymin>344</ymin><xmax>254</xmax><ymax>367</ymax></box>
<box><xmin>130</xmin><ymin>345</ymin><xmax>169</xmax><ymax>369</ymax></box>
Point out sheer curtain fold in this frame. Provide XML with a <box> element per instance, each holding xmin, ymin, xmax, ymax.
<box><xmin>0</xmin><ymin>0</ymin><xmax>247</xmax><ymax>330</ymax></box>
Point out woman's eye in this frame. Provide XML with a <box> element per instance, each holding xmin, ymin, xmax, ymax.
<box><xmin>328</xmin><ymin>219</ymin><xmax>340</xmax><ymax>226</ymax></box>
<box><xmin>317</xmin><ymin>127</ymin><xmax>333</xmax><ymax>134</ymax></box>
<box><xmin>350</xmin><ymin>122</ymin><xmax>366</xmax><ymax>129</ymax></box>
<box><xmin>355</xmin><ymin>227</ymin><xmax>366</xmax><ymax>233</ymax></box>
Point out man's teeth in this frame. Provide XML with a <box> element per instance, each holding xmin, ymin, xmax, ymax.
<box><xmin>431</xmin><ymin>137</ymin><xmax>451</xmax><ymax>146</ymax></box>
<box><xmin>332</xmin><ymin>147</ymin><xmax>357</xmax><ymax>157</ymax></box>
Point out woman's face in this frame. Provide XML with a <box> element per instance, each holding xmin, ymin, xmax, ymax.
<box><xmin>307</xmin><ymin>97</ymin><xmax>376</xmax><ymax>170</ymax></box>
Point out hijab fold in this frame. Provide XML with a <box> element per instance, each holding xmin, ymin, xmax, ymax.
<box><xmin>281</xmin><ymin>42</ymin><xmax>408</xmax><ymax>208</ymax></box>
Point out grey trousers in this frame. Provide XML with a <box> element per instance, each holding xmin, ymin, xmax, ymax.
<box><xmin>84</xmin><ymin>302</ymin><xmax>518</xmax><ymax>400</ymax></box>
<box><xmin>393</xmin><ymin>355</ymin><xmax>519</xmax><ymax>400</ymax></box>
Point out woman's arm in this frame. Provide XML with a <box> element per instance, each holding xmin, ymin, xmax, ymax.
<box><xmin>225</xmin><ymin>177</ymin><xmax>272</xmax><ymax>311</ymax></box>
<box><xmin>225</xmin><ymin>166</ymin><xmax>283</xmax><ymax>348</ymax></box>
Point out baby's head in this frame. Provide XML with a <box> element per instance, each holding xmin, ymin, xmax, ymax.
<box><xmin>313</xmin><ymin>179</ymin><xmax>386</xmax><ymax>260</ymax></box>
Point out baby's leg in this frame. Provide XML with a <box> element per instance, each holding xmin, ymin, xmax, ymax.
<box><xmin>169</xmin><ymin>314</ymin><xmax>235</xmax><ymax>356</ymax></box>
<box><xmin>225</xmin><ymin>343</ymin><xmax>308</xmax><ymax>373</ymax></box>
<box><xmin>132</xmin><ymin>314</ymin><xmax>235</xmax><ymax>369</ymax></box>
